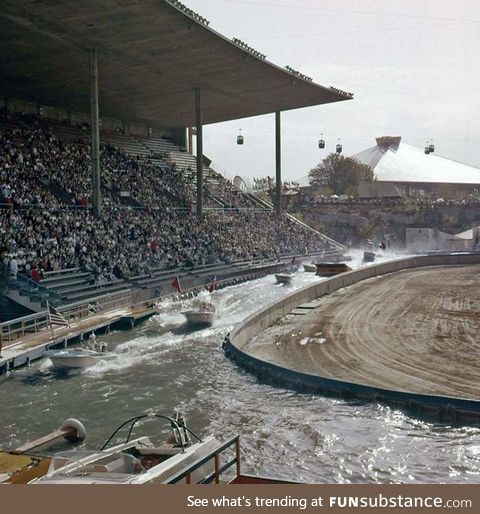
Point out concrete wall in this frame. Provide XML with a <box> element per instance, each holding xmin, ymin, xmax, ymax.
<box><xmin>225</xmin><ymin>254</ymin><xmax>480</xmax><ymax>421</ymax></box>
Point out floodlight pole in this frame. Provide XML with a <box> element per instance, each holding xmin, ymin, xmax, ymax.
<box><xmin>195</xmin><ymin>87</ymin><xmax>203</xmax><ymax>218</ymax></box>
<box><xmin>275</xmin><ymin>111</ymin><xmax>282</xmax><ymax>217</ymax></box>
<box><xmin>89</xmin><ymin>48</ymin><xmax>101</xmax><ymax>218</ymax></box>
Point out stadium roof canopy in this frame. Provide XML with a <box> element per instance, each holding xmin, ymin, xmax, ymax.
<box><xmin>0</xmin><ymin>0</ymin><xmax>352</xmax><ymax>128</ymax></box>
<box><xmin>353</xmin><ymin>137</ymin><xmax>480</xmax><ymax>185</ymax></box>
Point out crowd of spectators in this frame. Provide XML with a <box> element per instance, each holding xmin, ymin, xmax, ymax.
<box><xmin>0</xmin><ymin>111</ymin><xmax>192</xmax><ymax>209</ymax></box>
<box><xmin>0</xmin><ymin>207</ymin><xmax>334</xmax><ymax>281</ymax></box>
<box><xmin>0</xmin><ymin>109</ymin><xmax>337</xmax><ymax>282</ymax></box>
<box><xmin>0</xmin><ymin>121</ymin><xmax>60</xmax><ymax>206</ymax></box>
<box><xmin>204</xmin><ymin>177</ymin><xmax>257</xmax><ymax>208</ymax></box>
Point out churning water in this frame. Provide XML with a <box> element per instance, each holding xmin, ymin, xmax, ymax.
<box><xmin>1</xmin><ymin>251</ymin><xmax>479</xmax><ymax>483</ymax></box>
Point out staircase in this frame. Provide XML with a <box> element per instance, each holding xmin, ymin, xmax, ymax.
<box><xmin>1</xmin><ymin>264</ymin><xmax>61</xmax><ymax>313</ymax></box>
<box><xmin>102</xmin><ymin>130</ymin><xmax>152</xmax><ymax>160</ymax></box>
<box><xmin>138</xmin><ymin>136</ymin><xmax>257</xmax><ymax>208</ymax></box>
<box><xmin>285</xmin><ymin>212</ymin><xmax>345</xmax><ymax>251</ymax></box>
<box><xmin>40</xmin><ymin>269</ymin><xmax>131</xmax><ymax>305</ymax></box>
<box><xmin>245</xmin><ymin>192</ymin><xmax>273</xmax><ymax>210</ymax></box>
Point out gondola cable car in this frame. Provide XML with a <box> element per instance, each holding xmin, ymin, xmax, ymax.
<box><xmin>318</xmin><ymin>133</ymin><xmax>325</xmax><ymax>149</ymax></box>
<box><xmin>425</xmin><ymin>141</ymin><xmax>431</xmax><ymax>154</ymax></box>
<box><xmin>429</xmin><ymin>139</ymin><xmax>435</xmax><ymax>153</ymax></box>
<box><xmin>237</xmin><ymin>129</ymin><xmax>244</xmax><ymax>145</ymax></box>
<box><xmin>336</xmin><ymin>138</ymin><xmax>342</xmax><ymax>154</ymax></box>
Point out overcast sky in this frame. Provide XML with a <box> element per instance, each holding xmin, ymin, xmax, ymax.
<box><xmin>185</xmin><ymin>0</ymin><xmax>480</xmax><ymax>182</ymax></box>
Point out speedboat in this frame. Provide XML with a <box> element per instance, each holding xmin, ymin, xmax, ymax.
<box><xmin>44</xmin><ymin>335</ymin><xmax>116</xmax><ymax>370</ymax></box>
<box><xmin>32</xmin><ymin>413</ymin><xmax>220</xmax><ymax>485</ymax></box>
<box><xmin>316</xmin><ymin>252</ymin><xmax>348</xmax><ymax>263</ymax></box>
<box><xmin>363</xmin><ymin>241</ymin><xmax>376</xmax><ymax>263</ymax></box>
<box><xmin>182</xmin><ymin>299</ymin><xmax>215</xmax><ymax>327</ymax></box>
<box><xmin>315</xmin><ymin>262</ymin><xmax>352</xmax><ymax>277</ymax></box>
<box><xmin>363</xmin><ymin>250</ymin><xmax>376</xmax><ymax>262</ymax></box>
<box><xmin>303</xmin><ymin>263</ymin><xmax>317</xmax><ymax>273</ymax></box>
<box><xmin>1</xmin><ymin>414</ymin><xmax>296</xmax><ymax>485</ymax></box>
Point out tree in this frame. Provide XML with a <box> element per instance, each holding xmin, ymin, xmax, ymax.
<box><xmin>309</xmin><ymin>153</ymin><xmax>375</xmax><ymax>196</ymax></box>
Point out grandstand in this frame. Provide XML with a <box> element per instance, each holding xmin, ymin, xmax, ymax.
<box><xmin>0</xmin><ymin>0</ymin><xmax>352</xmax><ymax>320</ymax></box>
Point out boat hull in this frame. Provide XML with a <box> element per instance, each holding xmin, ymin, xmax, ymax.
<box><xmin>303</xmin><ymin>264</ymin><xmax>317</xmax><ymax>273</ymax></box>
<box><xmin>45</xmin><ymin>350</ymin><xmax>116</xmax><ymax>369</ymax></box>
<box><xmin>363</xmin><ymin>251</ymin><xmax>376</xmax><ymax>262</ymax></box>
<box><xmin>315</xmin><ymin>263</ymin><xmax>352</xmax><ymax>277</ymax></box>
<box><xmin>182</xmin><ymin>311</ymin><xmax>215</xmax><ymax>326</ymax></box>
<box><xmin>33</xmin><ymin>436</ymin><xmax>221</xmax><ymax>485</ymax></box>
<box><xmin>275</xmin><ymin>274</ymin><xmax>292</xmax><ymax>284</ymax></box>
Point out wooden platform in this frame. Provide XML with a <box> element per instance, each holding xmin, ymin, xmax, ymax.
<box><xmin>0</xmin><ymin>304</ymin><xmax>157</xmax><ymax>374</ymax></box>
<box><xmin>0</xmin><ymin>451</ymin><xmax>51</xmax><ymax>484</ymax></box>
<box><xmin>116</xmin><ymin>307</ymin><xmax>157</xmax><ymax>328</ymax></box>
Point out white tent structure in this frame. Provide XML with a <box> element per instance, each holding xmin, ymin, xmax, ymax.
<box><xmin>353</xmin><ymin>137</ymin><xmax>480</xmax><ymax>187</ymax></box>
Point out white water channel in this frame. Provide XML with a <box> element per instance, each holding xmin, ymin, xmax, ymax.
<box><xmin>1</xmin><ymin>250</ymin><xmax>480</xmax><ymax>483</ymax></box>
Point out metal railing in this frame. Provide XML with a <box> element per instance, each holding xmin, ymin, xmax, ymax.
<box><xmin>0</xmin><ymin>289</ymin><xmax>132</xmax><ymax>344</ymax></box>
<box><xmin>284</xmin><ymin>212</ymin><xmax>346</xmax><ymax>251</ymax></box>
<box><xmin>1</xmin><ymin>263</ymin><xmax>63</xmax><ymax>308</ymax></box>
<box><xmin>164</xmin><ymin>435</ymin><xmax>240</xmax><ymax>484</ymax></box>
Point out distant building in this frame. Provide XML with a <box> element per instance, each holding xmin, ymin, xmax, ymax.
<box><xmin>358</xmin><ymin>182</ymin><xmax>404</xmax><ymax>200</ymax></box>
<box><xmin>354</xmin><ymin>137</ymin><xmax>480</xmax><ymax>199</ymax></box>
<box><xmin>406</xmin><ymin>226</ymin><xmax>480</xmax><ymax>253</ymax></box>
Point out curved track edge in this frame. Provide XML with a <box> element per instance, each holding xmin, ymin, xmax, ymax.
<box><xmin>223</xmin><ymin>253</ymin><xmax>480</xmax><ymax>423</ymax></box>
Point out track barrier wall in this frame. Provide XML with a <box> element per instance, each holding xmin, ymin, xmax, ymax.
<box><xmin>224</xmin><ymin>254</ymin><xmax>480</xmax><ymax>422</ymax></box>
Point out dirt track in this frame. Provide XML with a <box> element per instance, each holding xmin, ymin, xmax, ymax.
<box><xmin>244</xmin><ymin>265</ymin><xmax>480</xmax><ymax>399</ymax></box>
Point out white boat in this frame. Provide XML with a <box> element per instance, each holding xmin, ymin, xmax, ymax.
<box><xmin>32</xmin><ymin>413</ymin><xmax>220</xmax><ymax>485</ymax></box>
<box><xmin>303</xmin><ymin>263</ymin><xmax>317</xmax><ymax>273</ymax></box>
<box><xmin>363</xmin><ymin>250</ymin><xmax>376</xmax><ymax>262</ymax></box>
<box><xmin>275</xmin><ymin>273</ymin><xmax>292</xmax><ymax>284</ymax></box>
<box><xmin>2</xmin><ymin>414</ymin><xmax>297</xmax><ymax>485</ymax></box>
<box><xmin>44</xmin><ymin>335</ymin><xmax>116</xmax><ymax>370</ymax></box>
<box><xmin>182</xmin><ymin>299</ymin><xmax>216</xmax><ymax>327</ymax></box>
<box><xmin>182</xmin><ymin>311</ymin><xmax>215</xmax><ymax>326</ymax></box>
<box><xmin>363</xmin><ymin>241</ymin><xmax>377</xmax><ymax>262</ymax></box>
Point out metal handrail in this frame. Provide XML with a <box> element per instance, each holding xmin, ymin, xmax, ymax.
<box><xmin>1</xmin><ymin>262</ymin><xmax>63</xmax><ymax>305</ymax></box>
<box><xmin>164</xmin><ymin>435</ymin><xmax>240</xmax><ymax>484</ymax></box>
<box><xmin>0</xmin><ymin>289</ymin><xmax>132</xmax><ymax>343</ymax></box>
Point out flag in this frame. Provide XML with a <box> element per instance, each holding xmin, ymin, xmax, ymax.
<box><xmin>47</xmin><ymin>302</ymin><xmax>69</xmax><ymax>327</ymax></box>
<box><xmin>171</xmin><ymin>275</ymin><xmax>182</xmax><ymax>292</ymax></box>
<box><xmin>207</xmin><ymin>276</ymin><xmax>217</xmax><ymax>293</ymax></box>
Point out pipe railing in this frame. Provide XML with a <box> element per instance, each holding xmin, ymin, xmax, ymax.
<box><xmin>0</xmin><ymin>289</ymin><xmax>132</xmax><ymax>344</ymax></box>
<box><xmin>1</xmin><ymin>263</ymin><xmax>63</xmax><ymax>307</ymax></box>
<box><xmin>164</xmin><ymin>435</ymin><xmax>240</xmax><ymax>484</ymax></box>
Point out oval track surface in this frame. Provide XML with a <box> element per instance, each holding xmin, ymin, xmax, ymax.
<box><xmin>246</xmin><ymin>265</ymin><xmax>480</xmax><ymax>400</ymax></box>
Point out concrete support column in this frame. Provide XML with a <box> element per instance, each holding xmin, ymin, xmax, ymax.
<box><xmin>195</xmin><ymin>87</ymin><xmax>203</xmax><ymax>218</ymax></box>
<box><xmin>275</xmin><ymin>111</ymin><xmax>282</xmax><ymax>217</ymax></box>
<box><xmin>89</xmin><ymin>48</ymin><xmax>101</xmax><ymax>218</ymax></box>
<box><xmin>187</xmin><ymin>127</ymin><xmax>193</xmax><ymax>154</ymax></box>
